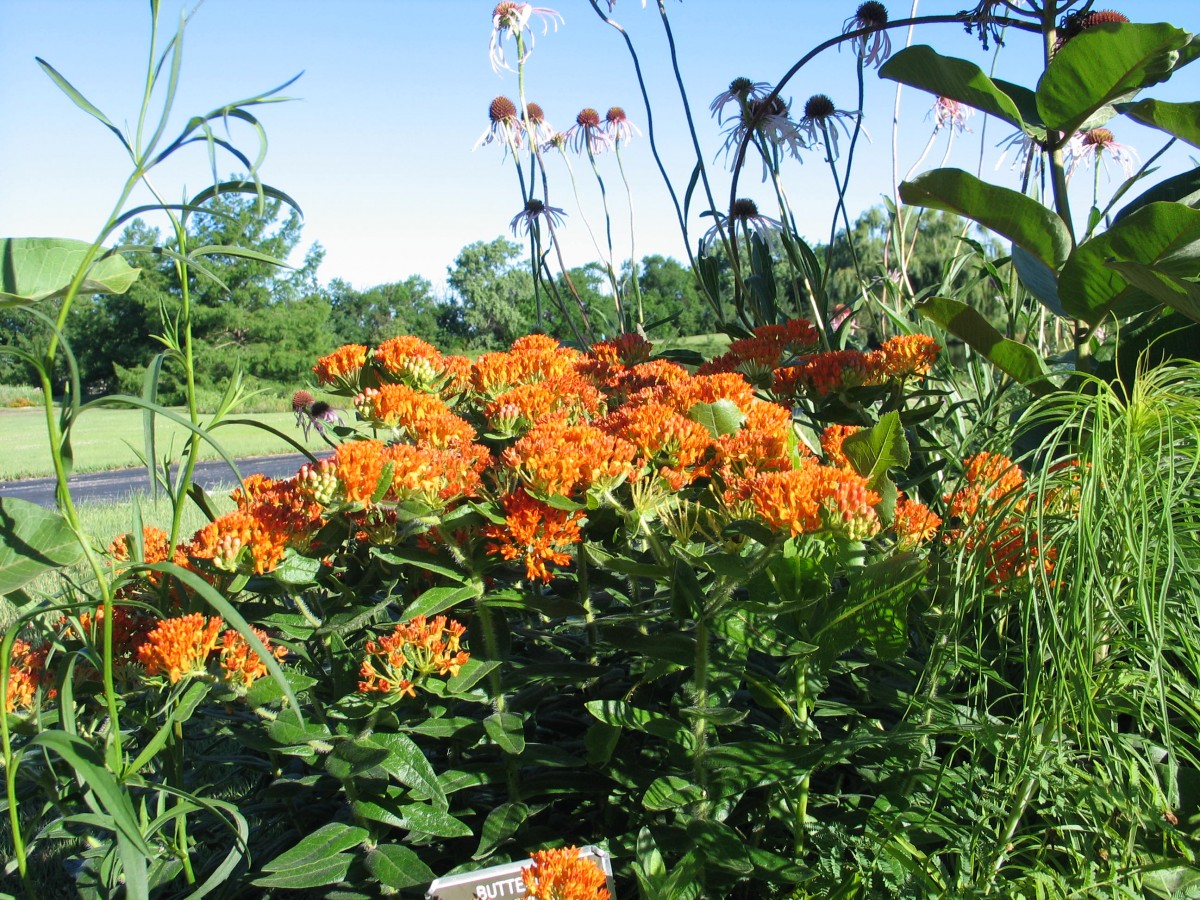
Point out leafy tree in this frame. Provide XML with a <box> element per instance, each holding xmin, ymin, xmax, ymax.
<box><xmin>634</xmin><ymin>254</ymin><xmax>718</xmax><ymax>338</ymax></box>
<box><xmin>327</xmin><ymin>276</ymin><xmax>449</xmax><ymax>347</ymax></box>
<box><xmin>445</xmin><ymin>237</ymin><xmax>534</xmax><ymax>350</ymax></box>
<box><xmin>66</xmin><ymin>193</ymin><xmax>333</xmax><ymax>399</ymax></box>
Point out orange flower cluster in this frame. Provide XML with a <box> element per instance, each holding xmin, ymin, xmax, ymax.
<box><xmin>358</xmin><ymin>615</ymin><xmax>469</xmax><ymax>697</ymax></box>
<box><xmin>313</xmin><ymin>344</ymin><xmax>369</xmax><ymax>387</ymax></box>
<box><xmin>522</xmin><ymin>846</ymin><xmax>611</xmax><ymax>900</ymax></box>
<box><xmin>473</xmin><ymin>334</ymin><xmax>585</xmax><ymax>397</ymax></box>
<box><xmin>137</xmin><ymin>613</ymin><xmax>224</xmax><ymax>684</ymax></box>
<box><xmin>353</xmin><ymin>384</ymin><xmax>477</xmax><ymax>448</ymax></box>
<box><xmin>186</xmin><ymin>476</ymin><xmax>318</xmax><ymax>575</ymax></box>
<box><xmin>502</xmin><ymin>421</ymin><xmax>637</xmax><ymax>498</ymax></box>
<box><xmin>299</xmin><ymin>439</ymin><xmax>488</xmax><ymax>512</ymax></box>
<box><xmin>737</xmin><ymin>457</ymin><xmax>882</xmax><ymax>541</ymax></box>
<box><xmin>65</xmin><ymin>604</ymin><xmax>154</xmax><ymax>664</ymax></box>
<box><xmin>821</xmin><ymin>424</ymin><xmax>862</xmax><ymax>470</ymax></box>
<box><xmin>892</xmin><ymin>495</ymin><xmax>942</xmax><ymax>549</ymax></box>
<box><xmin>875</xmin><ymin>334</ymin><xmax>940</xmax><ymax>378</ymax></box>
<box><xmin>5</xmin><ymin>639</ymin><xmax>53</xmax><ymax>713</ymax></box>
<box><xmin>714</xmin><ymin>399</ymin><xmax>798</xmax><ymax>477</ymax></box>
<box><xmin>945</xmin><ymin>453</ymin><xmax>1051</xmax><ymax>583</ymax></box>
<box><xmin>601</xmin><ymin>402</ymin><xmax>714</xmax><ymax>489</ymax></box>
<box><xmin>219</xmin><ymin>627</ymin><xmax>289</xmax><ymax>689</ymax></box>
<box><xmin>484</xmin><ymin>490</ymin><xmax>585</xmax><ymax>582</ymax></box>
<box><xmin>699</xmin><ymin>318</ymin><xmax>820</xmax><ymax>380</ymax></box>
<box><xmin>486</xmin><ymin>374</ymin><xmax>606</xmax><ymax>433</ymax></box>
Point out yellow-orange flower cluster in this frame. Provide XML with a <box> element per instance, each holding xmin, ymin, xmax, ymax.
<box><xmin>484</xmin><ymin>490</ymin><xmax>585</xmax><ymax>582</ymax></box>
<box><xmin>699</xmin><ymin>318</ymin><xmax>820</xmax><ymax>380</ymax></box>
<box><xmin>137</xmin><ymin>613</ymin><xmax>224</xmax><ymax>684</ymax></box>
<box><xmin>219</xmin><ymin>627</ymin><xmax>289</xmax><ymax>689</ymax></box>
<box><xmin>313</xmin><ymin>344</ymin><xmax>369</xmax><ymax>387</ymax></box>
<box><xmin>522</xmin><ymin>846</ymin><xmax>611</xmax><ymax>900</ymax></box>
<box><xmin>737</xmin><ymin>457</ymin><xmax>882</xmax><ymax>541</ymax></box>
<box><xmin>601</xmin><ymin>402</ymin><xmax>714</xmax><ymax>489</ymax></box>
<box><xmin>353</xmin><ymin>384</ymin><xmax>477</xmax><ymax>448</ymax></box>
<box><xmin>503</xmin><ymin>421</ymin><xmax>637</xmax><ymax>498</ymax></box>
<box><xmin>892</xmin><ymin>495</ymin><xmax>942</xmax><ymax>548</ymax></box>
<box><xmin>945</xmin><ymin>453</ymin><xmax>1052</xmax><ymax>584</ymax></box>
<box><xmin>358</xmin><ymin>615</ymin><xmax>469</xmax><ymax>697</ymax></box>
<box><xmin>473</xmin><ymin>334</ymin><xmax>585</xmax><ymax>397</ymax></box>
<box><xmin>5</xmin><ymin>639</ymin><xmax>53</xmax><ymax>713</ymax></box>
<box><xmin>486</xmin><ymin>374</ymin><xmax>606</xmax><ymax>433</ymax></box>
<box><xmin>875</xmin><ymin>334</ymin><xmax>940</xmax><ymax>378</ymax></box>
<box><xmin>821</xmin><ymin>424</ymin><xmax>862</xmax><ymax>470</ymax></box>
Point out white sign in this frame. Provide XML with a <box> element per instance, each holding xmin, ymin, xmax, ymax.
<box><xmin>426</xmin><ymin>845</ymin><xmax>615</xmax><ymax>900</ymax></box>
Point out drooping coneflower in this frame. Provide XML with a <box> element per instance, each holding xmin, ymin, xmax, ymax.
<box><xmin>843</xmin><ymin>2</ymin><xmax>893</xmax><ymax>67</ymax></box>
<box><xmin>474</xmin><ymin>95</ymin><xmax>525</xmax><ymax>154</ymax></box>
<box><xmin>489</xmin><ymin>2</ymin><xmax>563</xmax><ymax>73</ymax></box>
<box><xmin>798</xmin><ymin>93</ymin><xmax>862</xmax><ymax>161</ymax></box>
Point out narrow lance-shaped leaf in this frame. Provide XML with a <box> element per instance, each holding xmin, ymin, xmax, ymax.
<box><xmin>1037</xmin><ymin>23</ymin><xmax>1191</xmax><ymax>136</ymax></box>
<box><xmin>916</xmin><ymin>296</ymin><xmax>1054</xmax><ymax>395</ymax></box>
<box><xmin>900</xmin><ymin>169</ymin><xmax>1072</xmax><ymax>271</ymax></box>
<box><xmin>879</xmin><ymin>46</ymin><xmax>1027</xmax><ymax>130</ymax></box>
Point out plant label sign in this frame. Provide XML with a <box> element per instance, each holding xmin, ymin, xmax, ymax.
<box><xmin>426</xmin><ymin>845</ymin><xmax>615</xmax><ymax>899</ymax></box>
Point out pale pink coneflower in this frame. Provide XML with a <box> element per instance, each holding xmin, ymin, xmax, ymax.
<box><xmin>474</xmin><ymin>95</ymin><xmax>525</xmax><ymax>154</ymax></box>
<box><xmin>709</xmin><ymin>76</ymin><xmax>772</xmax><ymax>125</ymax></box>
<box><xmin>568</xmin><ymin>108</ymin><xmax>614</xmax><ymax>156</ymax></box>
<box><xmin>510</xmin><ymin>198</ymin><xmax>567</xmax><ymax>237</ymax></box>
<box><xmin>603</xmin><ymin>107</ymin><xmax>641</xmax><ymax>148</ymax></box>
<box><xmin>931</xmin><ymin>96</ymin><xmax>973</xmax><ymax>134</ymax></box>
<box><xmin>843</xmin><ymin>2</ymin><xmax>893</xmax><ymax>68</ymax></box>
<box><xmin>701</xmin><ymin>198</ymin><xmax>781</xmax><ymax>253</ymax></box>
<box><xmin>523</xmin><ymin>102</ymin><xmax>557</xmax><ymax>146</ymax></box>
<box><xmin>798</xmin><ymin>94</ymin><xmax>863</xmax><ymax>161</ymax></box>
<box><xmin>1066</xmin><ymin>128</ymin><xmax>1138</xmax><ymax>181</ymax></box>
<box><xmin>718</xmin><ymin>95</ymin><xmax>806</xmax><ymax>171</ymax></box>
<box><xmin>489</xmin><ymin>2</ymin><xmax>563</xmax><ymax>74</ymax></box>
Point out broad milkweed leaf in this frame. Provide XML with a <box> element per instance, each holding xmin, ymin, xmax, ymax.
<box><xmin>0</xmin><ymin>498</ymin><xmax>85</xmax><ymax>595</ymax></box>
<box><xmin>688</xmin><ymin>399</ymin><xmax>745</xmax><ymax>439</ymax></box>
<box><xmin>1118</xmin><ymin>98</ymin><xmax>1200</xmax><ymax>149</ymax></box>
<box><xmin>0</xmin><ymin>238</ymin><xmax>140</xmax><ymax>306</ymax></box>
<box><xmin>880</xmin><ymin>46</ymin><xmax>1026</xmax><ymax>130</ymax></box>
<box><xmin>366</xmin><ymin>845</ymin><xmax>436</xmax><ymax>889</ymax></box>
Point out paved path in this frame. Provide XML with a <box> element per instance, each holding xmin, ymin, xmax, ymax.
<box><xmin>0</xmin><ymin>452</ymin><xmax>332</xmax><ymax>509</ymax></box>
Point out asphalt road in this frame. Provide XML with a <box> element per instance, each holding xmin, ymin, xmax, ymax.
<box><xmin>0</xmin><ymin>452</ymin><xmax>332</xmax><ymax>509</ymax></box>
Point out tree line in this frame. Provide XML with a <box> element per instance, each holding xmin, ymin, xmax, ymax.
<box><xmin>0</xmin><ymin>193</ymin><xmax>997</xmax><ymax>401</ymax></box>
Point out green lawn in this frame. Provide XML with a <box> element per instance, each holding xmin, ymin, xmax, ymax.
<box><xmin>0</xmin><ymin>408</ymin><xmax>328</xmax><ymax>481</ymax></box>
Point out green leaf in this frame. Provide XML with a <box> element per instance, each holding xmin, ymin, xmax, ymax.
<box><xmin>396</xmin><ymin>801</ymin><xmax>473</xmax><ymax>838</ymax></box>
<box><xmin>586</xmin><ymin>700</ymin><xmax>690</xmax><ymax>746</ymax></box>
<box><xmin>643</xmin><ymin>776</ymin><xmax>703</xmax><ymax>811</ymax></box>
<box><xmin>0</xmin><ymin>497</ymin><xmax>85</xmax><ymax>595</ymax></box>
<box><xmin>686</xmin><ymin>819</ymin><xmax>754</xmax><ymax>875</ymax></box>
<box><xmin>1115</xmin><ymin>166</ymin><xmax>1200</xmax><ymax>222</ymax></box>
<box><xmin>484</xmin><ymin>711</ymin><xmax>526</xmax><ymax>754</ymax></box>
<box><xmin>253</xmin><ymin>856</ymin><xmax>353</xmax><ymax>890</ymax></box>
<box><xmin>0</xmin><ymin>238</ymin><xmax>139</xmax><ymax>306</ymax></box>
<box><xmin>879</xmin><ymin>46</ymin><xmax>1026</xmax><ymax>130</ymax></box>
<box><xmin>366</xmin><ymin>732</ymin><xmax>447</xmax><ymax>808</ymax></box>
<box><xmin>916</xmin><ymin>297</ymin><xmax>1054</xmax><ymax>394</ymax></box>
<box><xmin>243</xmin><ymin>671</ymin><xmax>317</xmax><ymax>710</ymax></box>
<box><xmin>1059</xmin><ymin>203</ymin><xmax>1200</xmax><ymax>324</ymax></box>
<box><xmin>1104</xmin><ymin>261</ymin><xmax>1200</xmax><ymax>325</ymax></box>
<box><xmin>900</xmin><ymin>169</ymin><xmax>1071</xmax><ymax>271</ymax></box>
<box><xmin>473</xmin><ymin>802</ymin><xmax>530</xmax><ymax>859</ymax></box>
<box><xmin>1118</xmin><ymin>98</ymin><xmax>1200</xmax><ymax>149</ymax></box>
<box><xmin>325</xmin><ymin>739</ymin><xmax>390</xmax><ymax>781</ymax></box>
<box><xmin>832</xmin><ymin>553</ymin><xmax>927</xmax><ymax>660</ymax></box>
<box><xmin>271</xmin><ymin>552</ymin><xmax>322</xmax><ymax>585</ymax></box>
<box><xmin>1012</xmin><ymin>245</ymin><xmax>1066</xmax><ymax>317</ymax></box>
<box><xmin>841</xmin><ymin>412</ymin><xmax>909</xmax><ymax>487</ymax></box>
<box><xmin>261</xmin><ymin>822</ymin><xmax>368</xmax><ymax>871</ymax></box>
<box><xmin>687</xmin><ymin>399</ymin><xmax>745</xmax><ymax>438</ymax></box>
<box><xmin>401</xmin><ymin>583</ymin><xmax>481</xmax><ymax>619</ymax></box>
<box><xmin>365</xmin><ymin>845</ymin><xmax>436</xmax><ymax>889</ymax></box>
<box><xmin>1038</xmin><ymin>23</ymin><xmax>1191</xmax><ymax>135</ymax></box>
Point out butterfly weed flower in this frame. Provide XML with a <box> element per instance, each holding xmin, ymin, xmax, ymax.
<box><xmin>490</xmin><ymin>2</ymin><xmax>563</xmax><ymax>73</ymax></box>
<box><xmin>843</xmin><ymin>2</ymin><xmax>892</xmax><ymax>68</ymax></box>
<box><xmin>510</xmin><ymin>198</ymin><xmax>567</xmax><ymax>237</ymax></box>
<box><xmin>1066</xmin><ymin>128</ymin><xmax>1138</xmax><ymax>181</ymax></box>
<box><xmin>798</xmin><ymin>94</ymin><xmax>862</xmax><ymax>161</ymax></box>
<box><xmin>522</xmin><ymin>846</ymin><xmax>611</xmax><ymax>900</ymax></box>
<box><xmin>138</xmin><ymin>614</ymin><xmax>224</xmax><ymax>685</ymax></box>
<box><xmin>709</xmin><ymin>76</ymin><xmax>771</xmax><ymax>125</ymax></box>
<box><xmin>475</xmin><ymin>95</ymin><xmax>525</xmax><ymax>154</ymax></box>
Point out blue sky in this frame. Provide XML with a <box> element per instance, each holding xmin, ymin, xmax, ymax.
<box><xmin>2</xmin><ymin>1</ymin><xmax>1196</xmax><ymax>293</ymax></box>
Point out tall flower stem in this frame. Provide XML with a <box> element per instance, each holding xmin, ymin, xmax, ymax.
<box><xmin>614</xmin><ymin>143</ymin><xmax>646</xmax><ymax>331</ymax></box>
